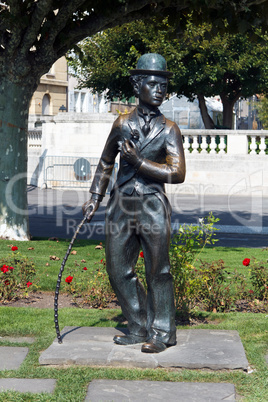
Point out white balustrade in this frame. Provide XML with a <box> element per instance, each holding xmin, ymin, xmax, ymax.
<box><xmin>182</xmin><ymin>131</ymin><xmax>228</xmax><ymax>154</ymax></box>
<box><xmin>218</xmin><ymin>135</ymin><xmax>226</xmax><ymax>154</ymax></box>
<box><xmin>191</xmin><ymin>134</ymin><xmax>199</xmax><ymax>154</ymax></box>
<box><xmin>209</xmin><ymin>134</ymin><xmax>217</xmax><ymax>154</ymax></box>
<box><xmin>201</xmin><ymin>135</ymin><xmax>207</xmax><ymax>152</ymax></box>
<box><xmin>248</xmin><ymin>133</ymin><xmax>267</xmax><ymax>155</ymax></box>
<box><xmin>259</xmin><ymin>136</ymin><xmax>267</xmax><ymax>155</ymax></box>
<box><xmin>182</xmin><ymin>134</ymin><xmax>191</xmax><ymax>154</ymax></box>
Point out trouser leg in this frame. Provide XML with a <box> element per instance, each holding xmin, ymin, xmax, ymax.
<box><xmin>105</xmin><ymin>193</ymin><xmax>147</xmax><ymax>337</ymax></box>
<box><xmin>138</xmin><ymin>194</ymin><xmax>176</xmax><ymax>345</ymax></box>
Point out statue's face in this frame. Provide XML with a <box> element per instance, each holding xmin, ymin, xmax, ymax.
<box><xmin>138</xmin><ymin>75</ymin><xmax>168</xmax><ymax>108</ymax></box>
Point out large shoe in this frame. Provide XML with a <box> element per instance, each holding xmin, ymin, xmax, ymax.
<box><xmin>141</xmin><ymin>337</ymin><xmax>167</xmax><ymax>353</ymax></box>
<box><xmin>113</xmin><ymin>334</ymin><xmax>147</xmax><ymax>345</ymax></box>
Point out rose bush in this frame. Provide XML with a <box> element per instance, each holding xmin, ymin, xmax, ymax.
<box><xmin>249</xmin><ymin>256</ymin><xmax>268</xmax><ymax>300</ymax></box>
<box><xmin>63</xmin><ymin>256</ymin><xmax>115</xmax><ymax>308</ymax></box>
<box><xmin>0</xmin><ymin>247</ymin><xmax>37</xmax><ymax>302</ymax></box>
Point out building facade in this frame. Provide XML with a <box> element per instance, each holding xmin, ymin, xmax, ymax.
<box><xmin>28</xmin><ymin>57</ymin><xmax>68</xmax><ymax>129</ymax></box>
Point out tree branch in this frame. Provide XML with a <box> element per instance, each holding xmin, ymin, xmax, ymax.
<box><xmin>6</xmin><ymin>0</ymin><xmax>20</xmax><ymax>16</ymax></box>
<box><xmin>53</xmin><ymin>0</ymin><xmax>180</xmax><ymax>57</ymax></box>
<box><xmin>18</xmin><ymin>0</ymin><xmax>54</xmax><ymax>54</ymax></box>
<box><xmin>37</xmin><ymin>0</ymin><xmax>86</xmax><ymax>52</ymax></box>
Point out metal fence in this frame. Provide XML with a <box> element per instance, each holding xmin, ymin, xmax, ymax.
<box><xmin>42</xmin><ymin>155</ymin><xmax>118</xmax><ymax>192</ymax></box>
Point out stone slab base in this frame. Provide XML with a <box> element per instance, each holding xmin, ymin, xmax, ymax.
<box><xmin>0</xmin><ymin>347</ymin><xmax>29</xmax><ymax>370</ymax></box>
<box><xmin>0</xmin><ymin>379</ymin><xmax>56</xmax><ymax>394</ymax></box>
<box><xmin>85</xmin><ymin>380</ymin><xmax>236</xmax><ymax>401</ymax></box>
<box><xmin>39</xmin><ymin>327</ymin><xmax>248</xmax><ymax>371</ymax></box>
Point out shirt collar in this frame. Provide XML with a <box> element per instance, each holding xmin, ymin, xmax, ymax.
<box><xmin>137</xmin><ymin>107</ymin><xmax>160</xmax><ymax>119</ymax></box>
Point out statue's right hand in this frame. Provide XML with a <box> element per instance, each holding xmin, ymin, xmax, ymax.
<box><xmin>82</xmin><ymin>198</ymin><xmax>100</xmax><ymax>222</ymax></box>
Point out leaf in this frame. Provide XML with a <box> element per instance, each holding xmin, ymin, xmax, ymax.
<box><xmin>50</xmin><ymin>255</ymin><xmax>60</xmax><ymax>261</ymax></box>
<box><xmin>71</xmin><ymin>250</ymin><xmax>77</xmax><ymax>255</ymax></box>
<box><xmin>28</xmin><ymin>247</ymin><xmax>34</xmax><ymax>250</ymax></box>
<box><xmin>81</xmin><ymin>259</ymin><xmax>86</xmax><ymax>263</ymax></box>
<box><xmin>95</xmin><ymin>245</ymin><xmax>103</xmax><ymax>250</ymax></box>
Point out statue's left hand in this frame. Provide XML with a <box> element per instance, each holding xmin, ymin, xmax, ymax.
<box><xmin>121</xmin><ymin>139</ymin><xmax>141</xmax><ymax>165</ymax></box>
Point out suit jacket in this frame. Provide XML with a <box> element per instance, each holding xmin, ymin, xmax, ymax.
<box><xmin>90</xmin><ymin>108</ymin><xmax>186</xmax><ymax>198</ymax></box>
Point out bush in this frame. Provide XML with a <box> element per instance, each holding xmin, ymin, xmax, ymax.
<box><xmin>63</xmin><ymin>256</ymin><xmax>115</xmax><ymax>308</ymax></box>
<box><xmin>249</xmin><ymin>256</ymin><xmax>268</xmax><ymax>300</ymax></box>
<box><xmin>0</xmin><ymin>247</ymin><xmax>37</xmax><ymax>302</ymax></box>
<box><xmin>170</xmin><ymin>212</ymin><xmax>219</xmax><ymax>316</ymax></box>
<box><xmin>195</xmin><ymin>259</ymin><xmax>247</xmax><ymax>312</ymax></box>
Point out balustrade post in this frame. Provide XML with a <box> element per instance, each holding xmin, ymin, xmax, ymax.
<box><xmin>218</xmin><ymin>135</ymin><xmax>226</xmax><ymax>154</ymax></box>
<box><xmin>191</xmin><ymin>134</ymin><xmax>199</xmax><ymax>153</ymax></box>
<box><xmin>249</xmin><ymin>135</ymin><xmax>257</xmax><ymax>155</ymax></box>
<box><xmin>201</xmin><ymin>135</ymin><xmax>207</xmax><ymax>153</ymax></box>
<box><xmin>259</xmin><ymin>136</ymin><xmax>266</xmax><ymax>155</ymax></box>
<box><xmin>209</xmin><ymin>134</ymin><xmax>217</xmax><ymax>154</ymax></box>
<box><xmin>183</xmin><ymin>135</ymin><xmax>191</xmax><ymax>154</ymax></box>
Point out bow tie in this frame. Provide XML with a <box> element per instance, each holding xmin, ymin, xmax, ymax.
<box><xmin>138</xmin><ymin>108</ymin><xmax>159</xmax><ymax>135</ymax></box>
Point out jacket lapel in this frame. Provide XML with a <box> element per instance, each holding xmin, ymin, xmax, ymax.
<box><xmin>139</xmin><ymin>114</ymin><xmax>165</xmax><ymax>152</ymax></box>
<box><xmin>127</xmin><ymin>109</ymin><xmax>143</xmax><ymax>147</ymax></box>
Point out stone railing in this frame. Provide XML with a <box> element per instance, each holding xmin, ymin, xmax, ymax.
<box><xmin>181</xmin><ymin>129</ymin><xmax>268</xmax><ymax>155</ymax></box>
<box><xmin>248</xmin><ymin>131</ymin><xmax>268</xmax><ymax>155</ymax></box>
<box><xmin>182</xmin><ymin>130</ymin><xmax>227</xmax><ymax>154</ymax></box>
<box><xmin>28</xmin><ymin>130</ymin><xmax>42</xmax><ymax>147</ymax></box>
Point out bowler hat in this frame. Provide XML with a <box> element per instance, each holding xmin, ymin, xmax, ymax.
<box><xmin>130</xmin><ymin>53</ymin><xmax>173</xmax><ymax>78</ymax></box>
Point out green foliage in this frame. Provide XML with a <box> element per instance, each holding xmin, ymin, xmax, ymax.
<box><xmin>135</xmin><ymin>252</ymin><xmax>147</xmax><ymax>290</ymax></box>
<box><xmin>196</xmin><ymin>260</ymin><xmax>247</xmax><ymax>312</ymax></box>
<box><xmin>170</xmin><ymin>212</ymin><xmax>219</xmax><ymax>316</ymax></box>
<box><xmin>256</xmin><ymin>96</ymin><xmax>268</xmax><ymax>129</ymax></box>
<box><xmin>249</xmin><ymin>256</ymin><xmax>268</xmax><ymax>300</ymax></box>
<box><xmin>0</xmin><ymin>248</ymin><xmax>37</xmax><ymax>302</ymax></box>
<box><xmin>69</xmin><ymin>16</ymin><xmax>268</xmax><ymax>129</ymax></box>
<box><xmin>64</xmin><ymin>255</ymin><xmax>115</xmax><ymax>308</ymax></box>
<box><xmin>67</xmin><ymin>21</ymin><xmax>150</xmax><ymax>100</ymax></box>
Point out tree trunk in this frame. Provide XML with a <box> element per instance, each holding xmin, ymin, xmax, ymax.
<box><xmin>220</xmin><ymin>92</ymin><xmax>241</xmax><ymax>129</ymax></box>
<box><xmin>197</xmin><ymin>94</ymin><xmax>215</xmax><ymax>129</ymax></box>
<box><xmin>0</xmin><ymin>78</ymin><xmax>33</xmax><ymax>240</ymax></box>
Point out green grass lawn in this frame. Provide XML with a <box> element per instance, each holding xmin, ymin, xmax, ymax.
<box><xmin>200</xmin><ymin>246</ymin><xmax>268</xmax><ymax>277</ymax></box>
<box><xmin>0</xmin><ymin>239</ymin><xmax>268</xmax><ymax>400</ymax></box>
<box><xmin>0</xmin><ymin>307</ymin><xmax>267</xmax><ymax>401</ymax></box>
<box><xmin>0</xmin><ymin>239</ymin><xmax>267</xmax><ymax>291</ymax></box>
<box><xmin>0</xmin><ymin>239</ymin><xmax>105</xmax><ymax>291</ymax></box>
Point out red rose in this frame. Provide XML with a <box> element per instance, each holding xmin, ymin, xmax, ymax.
<box><xmin>4</xmin><ymin>280</ymin><xmax>9</xmax><ymax>286</ymax></box>
<box><xmin>243</xmin><ymin>258</ymin><xmax>250</xmax><ymax>266</ymax></box>
<box><xmin>11</xmin><ymin>246</ymin><xmax>18</xmax><ymax>251</ymax></box>
<box><xmin>27</xmin><ymin>282</ymin><xmax>32</xmax><ymax>288</ymax></box>
<box><xmin>249</xmin><ymin>289</ymin><xmax>254</xmax><ymax>294</ymax></box>
<box><xmin>1</xmin><ymin>266</ymin><xmax>9</xmax><ymax>273</ymax></box>
<box><xmin>65</xmin><ymin>275</ymin><xmax>73</xmax><ymax>283</ymax></box>
<box><xmin>9</xmin><ymin>266</ymin><xmax>14</xmax><ymax>270</ymax></box>
<box><xmin>139</xmin><ymin>251</ymin><xmax>144</xmax><ymax>258</ymax></box>
<box><xmin>100</xmin><ymin>259</ymin><xmax>104</xmax><ymax>263</ymax></box>
<box><xmin>83</xmin><ymin>267</ymin><xmax>88</xmax><ymax>270</ymax></box>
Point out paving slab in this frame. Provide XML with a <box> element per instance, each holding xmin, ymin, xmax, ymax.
<box><xmin>39</xmin><ymin>327</ymin><xmax>248</xmax><ymax>371</ymax></box>
<box><xmin>0</xmin><ymin>336</ymin><xmax>35</xmax><ymax>344</ymax></box>
<box><xmin>85</xmin><ymin>379</ymin><xmax>236</xmax><ymax>401</ymax></box>
<box><xmin>0</xmin><ymin>378</ymin><xmax>56</xmax><ymax>394</ymax></box>
<box><xmin>0</xmin><ymin>347</ymin><xmax>29</xmax><ymax>370</ymax></box>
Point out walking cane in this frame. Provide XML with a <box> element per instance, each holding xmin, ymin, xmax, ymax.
<box><xmin>54</xmin><ymin>210</ymin><xmax>93</xmax><ymax>344</ymax></box>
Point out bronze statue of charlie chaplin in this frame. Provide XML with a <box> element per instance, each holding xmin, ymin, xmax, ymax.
<box><xmin>83</xmin><ymin>53</ymin><xmax>186</xmax><ymax>353</ymax></box>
